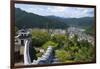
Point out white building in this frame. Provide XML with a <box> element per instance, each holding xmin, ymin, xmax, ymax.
<box><xmin>15</xmin><ymin>29</ymin><xmax>32</xmax><ymax>55</ymax></box>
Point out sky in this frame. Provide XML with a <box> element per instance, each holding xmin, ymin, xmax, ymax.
<box><xmin>15</xmin><ymin>3</ymin><xmax>94</xmax><ymax>18</ymax></box>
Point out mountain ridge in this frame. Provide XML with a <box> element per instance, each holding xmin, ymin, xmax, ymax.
<box><xmin>15</xmin><ymin>8</ymin><xmax>94</xmax><ymax>35</ymax></box>
<box><xmin>15</xmin><ymin>8</ymin><xmax>68</xmax><ymax>29</ymax></box>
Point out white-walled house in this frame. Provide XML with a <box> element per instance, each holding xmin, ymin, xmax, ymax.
<box><xmin>15</xmin><ymin>29</ymin><xmax>32</xmax><ymax>57</ymax></box>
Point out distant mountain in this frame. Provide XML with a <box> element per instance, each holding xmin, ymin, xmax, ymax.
<box><xmin>46</xmin><ymin>15</ymin><xmax>94</xmax><ymax>29</ymax></box>
<box><xmin>15</xmin><ymin>8</ymin><xmax>94</xmax><ymax>35</ymax></box>
<box><xmin>15</xmin><ymin>8</ymin><xmax>68</xmax><ymax>29</ymax></box>
<box><xmin>46</xmin><ymin>16</ymin><xmax>94</xmax><ymax>35</ymax></box>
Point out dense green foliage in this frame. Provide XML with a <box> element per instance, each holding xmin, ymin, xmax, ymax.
<box><xmin>42</xmin><ymin>41</ymin><xmax>58</xmax><ymax>50</ymax></box>
<box><xmin>60</xmin><ymin>35</ymin><xmax>95</xmax><ymax>62</ymax></box>
<box><xmin>32</xmin><ymin>29</ymin><xmax>50</xmax><ymax>47</ymax></box>
<box><xmin>51</xmin><ymin>34</ymin><xmax>66</xmax><ymax>48</ymax></box>
<box><xmin>31</xmin><ymin>29</ymin><xmax>95</xmax><ymax>62</ymax></box>
<box><xmin>55</xmin><ymin>49</ymin><xmax>72</xmax><ymax>62</ymax></box>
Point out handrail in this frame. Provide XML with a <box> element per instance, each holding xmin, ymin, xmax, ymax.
<box><xmin>24</xmin><ymin>40</ymin><xmax>31</xmax><ymax>65</ymax></box>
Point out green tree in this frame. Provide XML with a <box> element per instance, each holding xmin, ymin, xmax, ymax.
<box><xmin>74</xmin><ymin>40</ymin><xmax>94</xmax><ymax>62</ymax></box>
<box><xmin>51</xmin><ymin>34</ymin><xmax>66</xmax><ymax>48</ymax></box>
<box><xmin>42</xmin><ymin>41</ymin><xmax>58</xmax><ymax>50</ymax></box>
<box><xmin>32</xmin><ymin>30</ymin><xmax>50</xmax><ymax>47</ymax></box>
<box><xmin>55</xmin><ymin>49</ymin><xmax>72</xmax><ymax>62</ymax></box>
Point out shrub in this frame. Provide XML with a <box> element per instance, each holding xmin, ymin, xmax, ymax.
<box><xmin>42</xmin><ymin>41</ymin><xmax>58</xmax><ymax>50</ymax></box>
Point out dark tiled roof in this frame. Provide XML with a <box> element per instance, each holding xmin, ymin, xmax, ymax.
<box><xmin>18</xmin><ymin>35</ymin><xmax>31</xmax><ymax>39</ymax></box>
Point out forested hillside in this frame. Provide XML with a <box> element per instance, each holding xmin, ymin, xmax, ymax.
<box><xmin>15</xmin><ymin>8</ymin><xmax>68</xmax><ymax>29</ymax></box>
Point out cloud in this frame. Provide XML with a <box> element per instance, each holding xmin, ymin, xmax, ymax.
<box><xmin>15</xmin><ymin>4</ymin><xmax>94</xmax><ymax>18</ymax></box>
<box><xmin>51</xmin><ymin>6</ymin><xmax>67</xmax><ymax>12</ymax></box>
